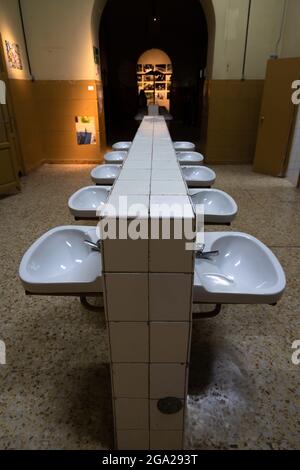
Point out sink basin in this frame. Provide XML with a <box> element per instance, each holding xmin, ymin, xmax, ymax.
<box><xmin>177</xmin><ymin>151</ymin><xmax>204</xmax><ymax>166</ymax></box>
<box><xmin>193</xmin><ymin>232</ymin><xmax>286</xmax><ymax>304</ymax></box>
<box><xmin>91</xmin><ymin>164</ymin><xmax>121</xmax><ymax>185</ymax></box>
<box><xmin>68</xmin><ymin>186</ymin><xmax>111</xmax><ymax>219</ymax></box>
<box><xmin>173</xmin><ymin>141</ymin><xmax>195</xmax><ymax>152</ymax></box>
<box><xmin>189</xmin><ymin>189</ymin><xmax>238</xmax><ymax>224</ymax></box>
<box><xmin>182</xmin><ymin>166</ymin><xmax>216</xmax><ymax>187</ymax></box>
<box><xmin>104</xmin><ymin>151</ymin><xmax>127</xmax><ymax>165</ymax></box>
<box><xmin>112</xmin><ymin>141</ymin><xmax>132</xmax><ymax>151</ymax></box>
<box><xmin>19</xmin><ymin>226</ymin><xmax>103</xmax><ymax>294</ymax></box>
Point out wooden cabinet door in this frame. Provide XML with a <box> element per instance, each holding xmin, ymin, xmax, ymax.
<box><xmin>253</xmin><ymin>58</ymin><xmax>300</xmax><ymax>176</ymax></box>
<box><xmin>0</xmin><ymin>34</ymin><xmax>21</xmax><ymax>193</ymax></box>
<box><xmin>0</xmin><ymin>103</ymin><xmax>20</xmax><ymax>192</ymax></box>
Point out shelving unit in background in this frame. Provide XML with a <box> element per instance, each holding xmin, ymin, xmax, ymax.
<box><xmin>137</xmin><ymin>63</ymin><xmax>172</xmax><ymax>110</ymax></box>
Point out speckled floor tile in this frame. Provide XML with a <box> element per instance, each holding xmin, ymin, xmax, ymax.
<box><xmin>0</xmin><ymin>164</ymin><xmax>299</xmax><ymax>449</ymax></box>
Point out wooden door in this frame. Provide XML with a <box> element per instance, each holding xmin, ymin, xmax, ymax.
<box><xmin>0</xmin><ymin>35</ymin><xmax>21</xmax><ymax>193</ymax></box>
<box><xmin>253</xmin><ymin>58</ymin><xmax>300</xmax><ymax>176</ymax></box>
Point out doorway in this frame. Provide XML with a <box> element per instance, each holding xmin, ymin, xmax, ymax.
<box><xmin>253</xmin><ymin>58</ymin><xmax>300</xmax><ymax>177</ymax></box>
<box><xmin>99</xmin><ymin>0</ymin><xmax>208</xmax><ymax>146</ymax></box>
<box><xmin>137</xmin><ymin>49</ymin><xmax>172</xmax><ymax>111</ymax></box>
<box><xmin>0</xmin><ymin>34</ymin><xmax>22</xmax><ymax>193</ymax></box>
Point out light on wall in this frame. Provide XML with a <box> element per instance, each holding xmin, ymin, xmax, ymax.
<box><xmin>88</xmin><ymin>85</ymin><xmax>95</xmax><ymax>91</ymax></box>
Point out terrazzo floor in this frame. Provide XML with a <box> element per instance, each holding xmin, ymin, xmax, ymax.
<box><xmin>0</xmin><ymin>163</ymin><xmax>299</xmax><ymax>450</ymax></box>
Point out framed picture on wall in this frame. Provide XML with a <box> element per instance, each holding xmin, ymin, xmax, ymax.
<box><xmin>143</xmin><ymin>64</ymin><xmax>153</xmax><ymax>73</ymax></box>
<box><xmin>5</xmin><ymin>40</ymin><xmax>23</xmax><ymax>70</ymax></box>
<box><xmin>155</xmin><ymin>64</ymin><xmax>167</xmax><ymax>73</ymax></box>
<box><xmin>75</xmin><ymin>116</ymin><xmax>96</xmax><ymax>145</ymax></box>
<box><xmin>145</xmin><ymin>91</ymin><xmax>154</xmax><ymax>100</ymax></box>
<box><xmin>144</xmin><ymin>83</ymin><xmax>154</xmax><ymax>91</ymax></box>
<box><xmin>155</xmin><ymin>74</ymin><xmax>165</xmax><ymax>82</ymax></box>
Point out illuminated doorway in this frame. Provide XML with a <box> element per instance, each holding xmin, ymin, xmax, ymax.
<box><xmin>137</xmin><ymin>49</ymin><xmax>172</xmax><ymax>111</ymax></box>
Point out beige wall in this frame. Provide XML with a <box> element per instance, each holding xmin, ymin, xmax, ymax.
<box><xmin>286</xmin><ymin>107</ymin><xmax>300</xmax><ymax>186</ymax></box>
<box><xmin>280</xmin><ymin>0</ymin><xmax>300</xmax><ymax>58</ymax></box>
<box><xmin>245</xmin><ymin>0</ymin><xmax>286</xmax><ymax>79</ymax></box>
<box><xmin>0</xmin><ymin>0</ymin><xmax>31</xmax><ymax>79</ymax></box>
<box><xmin>208</xmin><ymin>0</ymin><xmax>286</xmax><ymax>80</ymax></box>
<box><xmin>20</xmin><ymin>0</ymin><xmax>101</xmax><ymax>80</ymax></box>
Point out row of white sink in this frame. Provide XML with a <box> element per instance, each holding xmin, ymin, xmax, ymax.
<box><xmin>19</xmin><ymin>140</ymin><xmax>286</xmax><ymax>308</ymax></box>
<box><xmin>19</xmin><ymin>225</ymin><xmax>285</xmax><ymax>305</ymax></box>
<box><xmin>90</xmin><ymin>163</ymin><xmax>216</xmax><ymax>188</ymax></box>
<box><xmin>68</xmin><ymin>186</ymin><xmax>237</xmax><ymax>225</ymax></box>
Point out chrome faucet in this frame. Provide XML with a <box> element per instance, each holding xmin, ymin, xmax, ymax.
<box><xmin>84</xmin><ymin>239</ymin><xmax>101</xmax><ymax>252</ymax></box>
<box><xmin>196</xmin><ymin>244</ymin><xmax>219</xmax><ymax>260</ymax></box>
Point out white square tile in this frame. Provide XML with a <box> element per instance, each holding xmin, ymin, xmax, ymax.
<box><xmin>109</xmin><ymin>322</ymin><xmax>149</xmax><ymax>362</ymax></box>
<box><xmin>151</xmin><ymin>180</ymin><xmax>187</xmax><ymax>195</ymax></box>
<box><xmin>112</xmin><ymin>180</ymin><xmax>150</xmax><ymax>196</ymax></box>
<box><xmin>150</xmin><ymin>322</ymin><xmax>190</xmax><ymax>363</ymax></box>
<box><xmin>150</xmin><ymin>430</ymin><xmax>183</xmax><ymax>450</ymax></box>
<box><xmin>112</xmin><ymin>364</ymin><xmax>149</xmax><ymax>398</ymax></box>
<box><xmin>115</xmin><ymin>398</ymin><xmax>149</xmax><ymax>430</ymax></box>
<box><xmin>152</xmin><ymin>154</ymin><xmax>175</xmax><ymax>161</ymax></box>
<box><xmin>152</xmin><ymin>160</ymin><xmax>179</xmax><ymax>169</ymax></box>
<box><xmin>102</xmin><ymin>218</ymin><xmax>149</xmax><ymax>272</ymax></box>
<box><xmin>150</xmin><ymin>196</ymin><xmax>194</xmax><ymax>219</ymax></box>
<box><xmin>149</xmin><ymin>274</ymin><xmax>192</xmax><ymax>321</ymax></box>
<box><xmin>117</xmin><ymin>430</ymin><xmax>149</xmax><ymax>450</ymax></box>
<box><xmin>150</xmin><ymin>400</ymin><xmax>184</xmax><ymax>430</ymax></box>
<box><xmin>123</xmin><ymin>160</ymin><xmax>152</xmax><ymax>169</ymax></box>
<box><xmin>150</xmin><ymin>364</ymin><xmax>187</xmax><ymax>398</ymax></box>
<box><xmin>102</xmin><ymin>195</ymin><xmax>149</xmax><ymax>218</ymax></box>
<box><xmin>151</xmin><ymin>169</ymin><xmax>182</xmax><ymax>181</ymax></box>
<box><xmin>149</xmin><ymin>237</ymin><xmax>194</xmax><ymax>273</ymax></box>
<box><xmin>106</xmin><ymin>273</ymin><xmax>148</xmax><ymax>321</ymax></box>
<box><xmin>119</xmin><ymin>169</ymin><xmax>151</xmax><ymax>181</ymax></box>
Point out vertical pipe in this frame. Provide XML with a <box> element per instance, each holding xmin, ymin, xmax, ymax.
<box><xmin>18</xmin><ymin>0</ymin><xmax>34</xmax><ymax>80</ymax></box>
<box><xmin>242</xmin><ymin>0</ymin><xmax>252</xmax><ymax>81</ymax></box>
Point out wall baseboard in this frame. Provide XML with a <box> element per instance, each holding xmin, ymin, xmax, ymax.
<box><xmin>45</xmin><ymin>159</ymin><xmax>103</xmax><ymax>165</ymax></box>
<box><xmin>25</xmin><ymin>159</ymin><xmax>47</xmax><ymax>174</ymax></box>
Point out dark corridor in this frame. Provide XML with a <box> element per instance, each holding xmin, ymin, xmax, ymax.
<box><xmin>99</xmin><ymin>0</ymin><xmax>208</xmax><ymax>146</ymax></box>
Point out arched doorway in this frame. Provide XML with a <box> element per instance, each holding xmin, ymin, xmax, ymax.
<box><xmin>137</xmin><ymin>49</ymin><xmax>172</xmax><ymax>111</ymax></box>
<box><xmin>98</xmin><ymin>0</ymin><xmax>213</xmax><ymax>147</ymax></box>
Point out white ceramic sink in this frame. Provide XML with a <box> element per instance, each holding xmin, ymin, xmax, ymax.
<box><xmin>112</xmin><ymin>141</ymin><xmax>132</xmax><ymax>151</ymax></box>
<box><xmin>189</xmin><ymin>189</ymin><xmax>238</xmax><ymax>224</ymax></box>
<box><xmin>173</xmin><ymin>141</ymin><xmax>195</xmax><ymax>152</ymax></box>
<box><xmin>91</xmin><ymin>164</ymin><xmax>121</xmax><ymax>185</ymax></box>
<box><xmin>193</xmin><ymin>232</ymin><xmax>286</xmax><ymax>304</ymax></box>
<box><xmin>182</xmin><ymin>166</ymin><xmax>216</xmax><ymax>187</ymax></box>
<box><xmin>19</xmin><ymin>226</ymin><xmax>103</xmax><ymax>294</ymax></box>
<box><xmin>68</xmin><ymin>186</ymin><xmax>111</xmax><ymax>219</ymax></box>
<box><xmin>104</xmin><ymin>151</ymin><xmax>127</xmax><ymax>164</ymax></box>
<box><xmin>177</xmin><ymin>151</ymin><xmax>204</xmax><ymax>166</ymax></box>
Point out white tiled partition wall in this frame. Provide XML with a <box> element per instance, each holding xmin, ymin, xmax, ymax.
<box><xmin>101</xmin><ymin>117</ymin><xmax>195</xmax><ymax>450</ymax></box>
